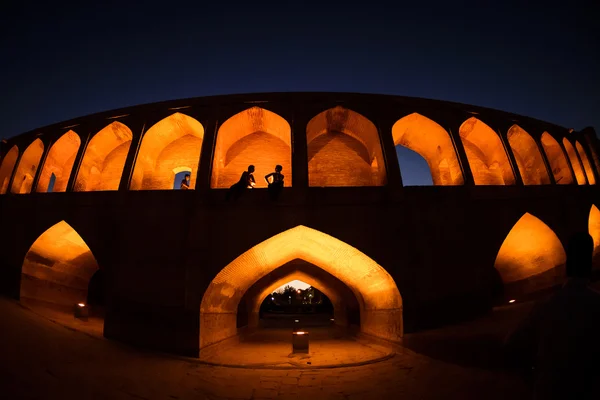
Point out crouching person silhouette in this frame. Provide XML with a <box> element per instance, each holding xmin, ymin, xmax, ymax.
<box><xmin>226</xmin><ymin>165</ymin><xmax>255</xmax><ymax>201</ymax></box>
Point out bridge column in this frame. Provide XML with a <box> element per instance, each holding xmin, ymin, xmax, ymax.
<box><xmin>118</xmin><ymin>117</ymin><xmax>146</xmax><ymax>191</ymax></box>
<box><xmin>193</xmin><ymin>115</ymin><xmax>219</xmax><ymax>191</ymax></box>
<box><xmin>495</xmin><ymin>122</ymin><xmax>524</xmax><ymax>186</ymax></box>
<box><xmin>66</xmin><ymin>130</ymin><xmax>92</xmax><ymax>192</ymax></box>
<box><xmin>30</xmin><ymin>137</ymin><xmax>52</xmax><ymax>193</ymax></box>
<box><xmin>376</xmin><ymin>115</ymin><xmax>403</xmax><ymax>190</ymax></box>
<box><xmin>290</xmin><ymin>111</ymin><xmax>310</xmax><ymax>199</ymax></box>
<box><xmin>443</xmin><ymin>115</ymin><xmax>475</xmax><ymax>186</ymax></box>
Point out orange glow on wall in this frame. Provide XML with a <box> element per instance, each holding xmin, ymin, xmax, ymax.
<box><xmin>20</xmin><ymin>221</ymin><xmax>100</xmax><ymax>307</ymax></box>
<box><xmin>494</xmin><ymin>213</ymin><xmax>566</xmax><ymax>292</ymax></box>
<box><xmin>562</xmin><ymin>138</ymin><xmax>586</xmax><ymax>185</ymax></box>
<box><xmin>74</xmin><ymin>122</ymin><xmax>133</xmax><ymax>192</ymax></box>
<box><xmin>392</xmin><ymin>113</ymin><xmax>463</xmax><ymax>185</ymax></box>
<box><xmin>584</xmin><ymin>136</ymin><xmax>600</xmax><ymax>176</ymax></box>
<box><xmin>131</xmin><ymin>113</ymin><xmax>204</xmax><ymax>190</ymax></box>
<box><xmin>507</xmin><ymin>125</ymin><xmax>551</xmax><ymax>185</ymax></box>
<box><xmin>575</xmin><ymin>141</ymin><xmax>596</xmax><ymax>185</ymax></box>
<box><xmin>0</xmin><ymin>145</ymin><xmax>19</xmax><ymax>194</ymax></box>
<box><xmin>211</xmin><ymin>107</ymin><xmax>291</xmax><ymax>188</ymax></box>
<box><xmin>200</xmin><ymin>225</ymin><xmax>402</xmax><ymax>348</ymax></box>
<box><xmin>36</xmin><ymin>130</ymin><xmax>81</xmax><ymax>193</ymax></box>
<box><xmin>459</xmin><ymin>117</ymin><xmax>515</xmax><ymax>185</ymax></box>
<box><xmin>307</xmin><ymin>106</ymin><xmax>387</xmax><ymax>187</ymax></box>
<box><xmin>589</xmin><ymin>205</ymin><xmax>600</xmax><ymax>269</ymax></box>
<box><xmin>11</xmin><ymin>139</ymin><xmax>44</xmax><ymax>194</ymax></box>
<box><xmin>540</xmin><ymin>133</ymin><xmax>574</xmax><ymax>184</ymax></box>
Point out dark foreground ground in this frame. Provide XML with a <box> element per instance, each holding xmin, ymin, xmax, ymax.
<box><xmin>0</xmin><ymin>296</ymin><xmax>539</xmax><ymax>400</ymax></box>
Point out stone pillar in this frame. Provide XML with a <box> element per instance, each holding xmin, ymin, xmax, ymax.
<box><xmin>194</xmin><ymin>116</ymin><xmax>219</xmax><ymax>191</ymax></box>
<box><xmin>376</xmin><ymin>116</ymin><xmax>403</xmax><ymax>190</ymax></box>
<box><xmin>444</xmin><ymin>116</ymin><xmax>475</xmax><ymax>186</ymax></box>
<box><xmin>290</xmin><ymin>111</ymin><xmax>310</xmax><ymax>200</ymax></box>
<box><xmin>66</xmin><ymin>130</ymin><xmax>92</xmax><ymax>192</ymax></box>
<box><xmin>536</xmin><ymin>137</ymin><xmax>557</xmax><ymax>184</ymax></box>
<box><xmin>118</xmin><ymin>117</ymin><xmax>146</xmax><ymax>191</ymax></box>
<box><xmin>31</xmin><ymin>138</ymin><xmax>52</xmax><ymax>193</ymax></box>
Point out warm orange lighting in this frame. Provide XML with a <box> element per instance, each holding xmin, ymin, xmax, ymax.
<box><xmin>576</xmin><ymin>141</ymin><xmax>596</xmax><ymax>185</ymax></box>
<box><xmin>563</xmin><ymin>138</ymin><xmax>586</xmax><ymax>185</ymax></box>
<box><xmin>294</xmin><ymin>331</ymin><xmax>306</xmax><ymax>335</ymax></box>
<box><xmin>11</xmin><ymin>138</ymin><xmax>44</xmax><ymax>194</ymax></box>
<box><xmin>540</xmin><ymin>132</ymin><xmax>574</xmax><ymax>184</ymax></box>
<box><xmin>20</xmin><ymin>221</ymin><xmax>100</xmax><ymax>307</ymax></box>
<box><xmin>495</xmin><ymin>213</ymin><xmax>566</xmax><ymax>292</ymax></box>
<box><xmin>199</xmin><ymin>225</ymin><xmax>402</xmax><ymax>348</ymax></box>
<box><xmin>307</xmin><ymin>106</ymin><xmax>386</xmax><ymax>187</ymax></box>
<box><xmin>211</xmin><ymin>107</ymin><xmax>292</xmax><ymax>188</ymax></box>
<box><xmin>584</xmin><ymin>135</ymin><xmax>600</xmax><ymax>175</ymax></box>
<box><xmin>392</xmin><ymin>113</ymin><xmax>463</xmax><ymax>185</ymax></box>
<box><xmin>509</xmin><ymin>299</ymin><xmax>516</xmax><ymax>303</ymax></box>
<box><xmin>78</xmin><ymin>303</ymin><xmax>86</xmax><ymax>307</ymax></box>
<box><xmin>588</xmin><ymin>205</ymin><xmax>600</xmax><ymax>269</ymax></box>
<box><xmin>0</xmin><ymin>145</ymin><xmax>19</xmax><ymax>194</ymax></box>
<box><xmin>459</xmin><ymin>117</ymin><xmax>515</xmax><ymax>185</ymax></box>
<box><xmin>507</xmin><ymin>125</ymin><xmax>551</xmax><ymax>185</ymax></box>
<box><xmin>74</xmin><ymin>122</ymin><xmax>133</xmax><ymax>192</ymax></box>
<box><xmin>131</xmin><ymin>113</ymin><xmax>204</xmax><ymax>190</ymax></box>
<box><xmin>36</xmin><ymin>130</ymin><xmax>81</xmax><ymax>193</ymax></box>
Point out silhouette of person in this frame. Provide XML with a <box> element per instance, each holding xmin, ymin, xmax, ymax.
<box><xmin>264</xmin><ymin>165</ymin><xmax>284</xmax><ymax>200</ymax></box>
<box><xmin>180</xmin><ymin>173</ymin><xmax>191</xmax><ymax>190</ymax></box>
<box><xmin>226</xmin><ymin>165</ymin><xmax>255</xmax><ymax>201</ymax></box>
<box><xmin>504</xmin><ymin>232</ymin><xmax>600</xmax><ymax>399</ymax></box>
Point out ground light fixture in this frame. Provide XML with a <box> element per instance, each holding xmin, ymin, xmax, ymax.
<box><xmin>292</xmin><ymin>330</ymin><xmax>309</xmax><ymax>354</ymax></box>
<box><xmin>73</xmin><ymin>302</ymin><xmax>89</xmax><ymax>320</ymax></box>
<box><xmin>509</xmin><ymin>299</ymin><xmax>516</xmax><ymax>303</ymax></box>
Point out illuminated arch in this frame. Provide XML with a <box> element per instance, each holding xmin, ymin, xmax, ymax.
<box><xmin>200</xmin><ymin>225</ymin><xmax>402</xmax><ymax>348</ymax></box>
<box><xmin>576</xmin><ymin>141</ymin><xmax>596</xmax><ymax>185</ymax></box>
<box><xmin>459</xmin><ymin>117</ymin><xmax>515</xmax><ymax>185</ymax></box>
<box><xmin>563</xmin><ymin>138</ymin><xmax>586</xmax><ymax>185</ymax></box>
<box><xmin>11</xmin><ymin>138</ymin><xmax>44</xmax><ymax>194</ymax></box>
<box><xmin>507</xmin><ymin>125</ymin><xmax>551</xmax><ymax>185</ymax></box>
<box><xmin>0</xmin><ymin>145</ymin><xmax>19</xmax><ymax>194</ymax></box>
<box><xmin>494</xmin><ymin>213</ymin><xmax>566</xmax><ymax>295</ymax></box>
<box><xmin>211</xmin><ymin>107</ymin><xmax>291</xmax><ymax>188</ymax></box>
<box><xmin>36</xmin><ymin>130</ymin><xmax>81</xmax><ymax>193</ymax></box>
<box><xmin>75</xmin><ymin>122</ymin><xmax>133</xmax><ymax>192</ymax></box>
<box><xmin>391</xmin><ymin>113</ymin><xmax>463</xmax><ymax>185</ymax></box>
<box><xmin>540</xmin><ymin>133</ymin><xmax>574</xmax><ymax>184</ymax></box>
<box><xmin>131</xmin><ymin>113</ymin><xmax>204</xmax><ymax>190</ymax></box>
<box><xmin>306</xmin><ymin>106</ymin><xmax>387</xmax><ymax>187</ymax></box>
<box><xmin>584</xmin><ymin>135</ymin><xmax>600</xmax><ymax>175</ymax></box>
<box><xmin>20</xmin><ymin>221</ymin><xmax>100</xmax><ymax>307</ymax></box>
<box><xmin>589</xmin><ymin>205</ymin><xmax>600</xmax><ymax>270</ymax></box>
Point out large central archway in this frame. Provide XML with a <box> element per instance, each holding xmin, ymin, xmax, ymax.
<box><xmin>199</xmin><ymin>225</ymin><xmax>402</xmax><ymax>349</ymax></box>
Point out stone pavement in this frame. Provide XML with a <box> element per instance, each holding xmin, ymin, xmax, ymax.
<box><xmin>0</xmin><ymin>298</ymin><xmax>531</xmax><ymax>399</ymax></box>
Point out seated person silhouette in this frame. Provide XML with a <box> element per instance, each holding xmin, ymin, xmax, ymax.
<box><xmin>180</xmin><ymin>173</ymin><xmax>191</xmax><ymax>190</ymax></box>
<box><xmin>264</xmin><ymin>165</ymin><xmax>284</xmax><ymax>200</ymax></box>
<box><xmin>226</xmin><ymin>165</ymin><xmax>255</xmax><ymax>201</ymax></box>
<box><xmin>504</xmin><ymin>232</ymin><xmax>600</xmax><ymax>400</ymax></box>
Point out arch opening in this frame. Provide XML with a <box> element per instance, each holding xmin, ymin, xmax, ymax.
<box><xmin>540</xmin><ymin>132</ymin><xmax>574</xmax><ymax>184</ymax></box>
<box><xmin>211</xmin><ymin>107</ymin><xmax>292</xmax><ymax>188</ymax></box>
<box><xmin>11</xmin><ymin>138</ymin><xmax>44</xmax><ymax>194</ymax></box>
<box><xmin>131</xmin><ymin>113</ymin><xmax>204</xmax><ymax>190</ymax></box>
<box><xmin>0</xmin><ymin>145</ymin><xmax>19</xmax><ymax>194</ymax></box>
<box><xmin>589</xmin><ymin>205</ymin><xmax>600</xmax><ymax>270</ymax></box>
<box><xmin>563</xmin><ymin>138</ymin><xmax>586</xmax><ymax>185</ymax></box>
<box><xmin>392</xmin><ymin>113</ymin><xmax>463</xmax><ymax>186</ymax></box>
<box><xmin>494</xmin><ymin>213</ymin><xmax>566</xmax><ymax>300</ymax></box>
<box><xmin>307</xmin><ymin>106</ymin><xmax>387</xmax><ymax>187</ymax></box>
<box><xmin>507</xmin><ymin>125</ymin><xmax>551</xmax><ymax>185</ymax></box>
<box><xmin>584</xmin><ymin>135</ymin><xmax>600</xmax><ymax>175</ymax></box>
<box><xmin>199</xmin><ymin>226</ymin><xmax>402</xmax><ymax>350</ymax></box>
<box><xmin>459</xmin><ymin>117</ymin><xmax>515</xmax><ymax>185</ymax></box>
<box><xmin>576</xmin><ymin>141</ymin><xmax>596</xmax><ymax>185</ymax></box>
<box><xmin>37</xmin><ymin>130</ymin><xmax>81</xmax><ymax>193</ymax></box>
<box><xmin>75</xmin><ymin>122</ymin><xmax>133</xmax><ymax>192</ymax></box>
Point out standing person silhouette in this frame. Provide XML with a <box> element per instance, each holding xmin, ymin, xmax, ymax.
<box><xmin>264</xmin><ymin>165</ymin><xmax>284</xmax><ymax>200</ymax></box>
<box><xmin>504</xmin><ymin>232</ymin><xmax>600</xmax><ymax>399</ymax></box>
<box><xmin>226</xmin><ymin>165</ymin><xmax>255</xmax><ymax>201</ymax></box>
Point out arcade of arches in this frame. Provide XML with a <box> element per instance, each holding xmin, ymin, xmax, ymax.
<box><xmin>576</xmin><ymin>141</ymin><xmax>596</xmax><ymax>185</ymax></box>
<box><xmin>211</xmin><ymin>107</ymin><xmax>292</xmax><ymax>188</ymax></box>
<box><xmin>540</xmin><ymin>133</ymin><xmax>574</xmax><ymax>184</ymax></box>
<box><xmin>563</xmin><ymin>138</ymin><xmax>587</xmax><ymax>185</ymax></box>
<box><xmin>11</xmin><ymin>138</ymin><xmax>44</xmax><ymax>194</ymax></box>
<box><xmin>507</xmin><ymin>125</ymin><xmax>551</xmax><ymax>185</ymax></box>
<box><xmin>0</xmin><ymin>145</ymin><xmax>19</xmax><ymax>194</ymax></box>
<box><xmin>37</xmin><ymin>130</ymin><xmax>81</xmax><ymax>193</ymax></box>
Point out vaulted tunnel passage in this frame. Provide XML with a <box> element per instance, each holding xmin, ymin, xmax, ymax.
<box><xmin>0</xmin><ymin>145</ymin><xmax>19</xmax><ymax>194</ymax></box>
<box><xmin>563</xmin><ymin>138</ymin><xmax>586</xmax><ymax>185</ymax></box>
<box><xmin>540</xmin><ymin>132</ymin><xmax>574</xmax><ymax>184</ymax></box>
<box><xmin>74</xmin><ymin>122</ymin><xmax>133</xmax><ymax>192</ymax></box>
<box><xmin>11</xmin><ymin>138</ymin><xmax>44</xmax><ymax>194</ymax></box>
<box><xmin>211</xmin><ymin>107</ymin><xmax>292</xmax><ymax>188</ymax></box>
<box><xmin>307</xmin><ymin>106</ymin><xmax>387</xmax><ymax>187</ymax></box>
<box><xmin>131</xmin><ymin>113</ymin><xmax>204</xmax><ymax>190</ymax></box>
<box><xmin>37</xmin><ymin>130</ymin><xmax>81</xmax><ymax>193</ymax></box>
<box><xmin>507</xmin><ymin>125</ymin><xmax>551</xmax><ymax>185</ymax></box>
<box><xmin>576</xmin><ymin>141</ymin><xmax>596</xmax><ymax>185</ymax></box>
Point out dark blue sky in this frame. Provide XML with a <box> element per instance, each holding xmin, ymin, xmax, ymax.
<box><xmin>1</xmin><ymin>2</ymin><xmax>598</xmax><ymax>150</ymax></box>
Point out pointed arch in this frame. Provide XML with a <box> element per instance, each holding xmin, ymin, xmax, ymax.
<box><xmin>306</xmin><ymin>106</ymin><xmax>387</xmax><ymax>187</ymax></box>
<box><xmin>392</xmin><ymin>113</ymin><xmax>463</xmax><ymax>185</ymax></box>
<box><xmin>36</xmin><ymin>130</ymin><xmax>81</xmax><ymax>193</ymax></box>
<box><xmin>459</xmin><ymin>117</ymin><xmax>515</xmax><ymax>185</ymax></box>
<box><xmin>0</xmin><ymin>145</ymin><xmax>19</xmax><ymax>194</ymax></box>
<box><xmin>20</xmin><ymin>221</ymin><xmax>100</xmax><ymax>307</ymax></box>
<box><xmin>584</xmin><ymin>135</ymin><xmax>600</xmax><ymax>175</ymax></box>
<box><xmin>75</xmin><ymin>121</ymin><xmax>133</xmax><ymax>192</ymax></box>
<box><xmin>11</xmin><ymin>138</ymin><xmax>44</xmax><ymax>194</ymax></box>
<box><xmin>563</xmin><ymin>138</ymin><xmax>586</xmax><ymax>185</ymax></box>
<box><xmin>200</xmin><ymin>225</ymin><xmax>402</xmax><ymax>348</ymax></box>
<box><xmin>576</xmin><ymin>141</ymin><xmax>596</xmax><ymax>184</ymax></box>
<box><xmin>211</xmin><ymin>107</ymin><xmax>291</xmax><ymax>188</ymax></box>
<box><xmin>131</xmin><ymin>113</ymin><xmax>204</xmax><ymax>190</ymax></box>
<box><xmin>540</xmin><ymin>132</ymin><xmax>574</xmax><ymax>184</ymax></box>
<box><xmin>589</xmin><ymin>205</ymin><xmax>600</xmax><ymax>270</ymax></box>
<box><xmin>494</xmin><ymin>213</ymin><xmax>566</xmax><ymax>295</ymax></box>
<box><xmin>507</xmin><ymin>125</ymin><xmax>551</xmax><ymax>185</ymax></box>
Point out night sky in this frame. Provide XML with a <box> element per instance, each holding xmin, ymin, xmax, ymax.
<box><xmin>1</xmin><ymin>1</ymin><xmax>598</xmax><ymax>185</ymax></box>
